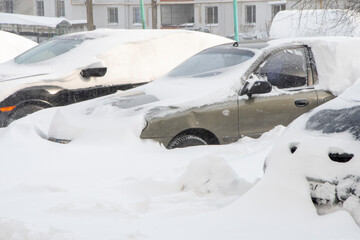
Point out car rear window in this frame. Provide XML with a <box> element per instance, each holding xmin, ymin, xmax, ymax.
<box><xmin>305</xmin><ymin>106</ymin><xmax>360</xmax><ymax>140</ymax></box>
<box><xmin>15</xmin><ymin>38</ymin><xmax>83</xmax><ymax>64</ymax></box>
<box><xmin>168</xmin><ymin>46</ymin><xmax>255</xmax><ymax>77</ymax></box>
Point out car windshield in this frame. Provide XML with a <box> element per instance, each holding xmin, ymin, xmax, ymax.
<box><xmin>15</xmin><ymin>38</ymin><xmax>83</xmax><ymax>64</ymax></box>
<box><xmin>168</xmin><ymin>46</ymin><xmax>255</xmax><ymax>77</ymax></box>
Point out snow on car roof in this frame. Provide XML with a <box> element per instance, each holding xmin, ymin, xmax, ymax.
<box><xmin>0</xmin><ymin>29</ymin><xmax>232</xmax><ymax>103</ymax></box>
<box><xmin>267</xmin><ymin>37</ymin><xmax>360</xmax><ymax>95</ymax></box>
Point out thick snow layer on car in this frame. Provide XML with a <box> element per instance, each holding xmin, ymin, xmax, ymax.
<box><xmin>0</xmin><ymin>30</ymin><xmax>37</xmax><ymax>63</ymax></box>
<box><xmin>0</xmin><ymin>29</ymin><xmax>231</xmax><ymax>103</ymax></box>
<box><xmin>269</xmin><ymin>37</ymin><xmax>360</xmax><ymax>95</ymax></box>
<box><xmin>270</xmin><ymin>9</ymin><xmax>360</xmax><ymax>38</ymax></box>
<box><xmin>265</xmin><ymin>82</ymin><xmax>360</xmax><ymax>226</ymax></box>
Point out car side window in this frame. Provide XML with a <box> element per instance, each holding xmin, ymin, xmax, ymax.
<box><xmin>256</xmin><ymin>48</ymin><xmax>308</xmax><ymax>89</ymax></box>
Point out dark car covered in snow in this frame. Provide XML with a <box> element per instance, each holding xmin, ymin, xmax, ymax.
<box><xmin>140</xmin><ymin>39</ymin><xmax>337</xmax><ymax>148</ymax></box>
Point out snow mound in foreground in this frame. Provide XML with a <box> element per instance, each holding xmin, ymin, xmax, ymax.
<box><xmin>179</xmin><ymin>156</ymin><xmax>252</xmax><ymax>195</ymax></box>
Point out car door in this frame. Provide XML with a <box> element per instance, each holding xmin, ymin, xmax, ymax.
<box><xmin>238</xmin><ymin>46</ymin><xmax>319</xmax><ymax>138</ymax></box>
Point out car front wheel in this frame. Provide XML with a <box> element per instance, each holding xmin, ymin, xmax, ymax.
<box><xmin>167</xmin><ymin>134</ymin><xmax>208</xmax><ymax>149</ymax></box>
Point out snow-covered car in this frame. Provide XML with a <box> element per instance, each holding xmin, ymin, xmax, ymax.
<box><xmin>28</xmin><ymin>37</ymin><xmax>360</xmax><ymax>149</ymax></box>
<box><xmin>264</xmin><ymin>82</ymin><xmax>360</xmax><ymax>223</ymax></box>
<box><xmin>0</xmin><ymin>29</ymin><xmax>230</xmax><ymax>127</ymax></box>
<box><xmin>0</xmin><ymin>30</ymin><xmax>37</xmax><ymax>63</ymax></box>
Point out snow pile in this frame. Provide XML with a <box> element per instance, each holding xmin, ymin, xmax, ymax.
<box><xmin>0</xmin><ymin>33</ymin><xmax>360</xmax><ymax>239</ymax></box>
<box><xmin>0</xmin><ymin>30</ymin><xmax>37</xmax><ymax>63</ymax></box>
<box><xmin>1</xmin><ymin>94</ymin><xmax>360</xmax><ymax>239</ymax></box>
<box><xmin>178</xmin><ymin>156</ymin><xmax>249</xmax><ymax>195</ymax></box>
<box><xmin>270</xmin><ymin>9</ymin><xmax>360</xmax><ymax>38</ymax></box>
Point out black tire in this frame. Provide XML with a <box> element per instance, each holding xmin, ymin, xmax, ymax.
<box><xmin>9</xmin><ymin>105</ymin><xmax>45</xmax><ymax>122</ymax></box>
<box><xmin>167</xmin><ymin>134</ymin><xmax>208</xmax><ymax>149</ymax></box>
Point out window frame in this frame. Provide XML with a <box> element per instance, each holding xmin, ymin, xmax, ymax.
<box><xmin>245</xmin><ymin>5</ymin><xmax>256</xmax><ymax>25</ymax></box>
<box><xmin>205</xmin><ymin>6</ymin><xmax>218</xmax><ymax>25</ymax></box>
<box><xmin>55</xmin><ymin>0</ymin><xmax>65</xmax><ymax>17</ymax></box>
<box><xmin>271</xmin><ymin>4</ymin><xmax>286</xmax><ymax>19</ymax></box>
<box><xmin>36</xmin><ymin>0</ymin><xmax>45</xmax><ymax>16</ymax></box>
<box><xmin>254</xmin><ymin>46</ymin><xmax>314</xmax><ymax>90</ymax></box>
<box><xmin>133</xmin><ymin>7</ymin><xmax>141</xmax><ymax>24</ymax></box>
<box><xmin>4</xmin><ymin>0</ymin><xmax>13</xmax><ymax>13</ymax></box>
<box><xmin>107</xmin><ymin>7</ymin><xmax>119</xmax><ymax>24</ymax></box>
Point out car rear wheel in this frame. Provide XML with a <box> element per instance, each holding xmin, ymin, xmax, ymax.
<box><xmin>8</xmin><ymin>104</ymin><xmax>45</xmax><ymax>123</ymax></box>
<box><xmin>167</xmin><ymin>134</ymin><xmax>208</xmax><ymax>149</ymax></box>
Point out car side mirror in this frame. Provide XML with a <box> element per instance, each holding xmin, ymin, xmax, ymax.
<box><xmin>240</xmin><ymin>81</ymin><xmax>272</xmax><ymax>97</ymax></box>
<box><xmin>80</xmin><ymin>67</ymin><xmax>107</xmax><ymax>78</ymax></box>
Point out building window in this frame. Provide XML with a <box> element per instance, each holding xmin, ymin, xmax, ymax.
<box><xmin>4</xmin><ymin>0</ymin><xmax>13</xmax><ymax>13</ymax></box>
<box><xmin>205</xmin><ymin>6</ymin><xmax>218</xmax><ymax>24</ymax></box>
<box><xmin>245</xmin><ymin>5</ymin><xmax>256</xmax><ymax>24</ymax></box>
<box><xmin>272</xmin><ymin>4</ymin><xmax>286</xmax><ymax>19</ymax></box>
<box><xmin>108</xmin><ymin>8</ymin><xmax>119</xmax><ymax>24</ymax></box>
<box><xmin>55</xmin><ymin>0</ymin><xmax>65</xmax><ymax>17</ymax></box>
<box><xmin>161</xmin><ymin>4</ymin><xmax>194</xmax><ymax>28</ymax></box>
<box><xmin>133</xmin><ymin>7</ymin><xmax>141</xmax><ymax>24</ymax></box>
<box><xmin>36</xmin><ymin>1</ymin><xmax>44</xmax><ymax>16</ymax></box>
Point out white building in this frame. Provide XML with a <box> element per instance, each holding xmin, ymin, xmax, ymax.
<box><xmin>1</xmin><ymin>0</ymin><xmax>291</xmax><ymax>38</ymax></box>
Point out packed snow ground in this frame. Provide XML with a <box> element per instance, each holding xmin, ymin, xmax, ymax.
<box><xmin>1</xmin><ymin>31</ymin><xmax>360</xmax><ymax>239</ymax></box>
<box><xmin>0</xmin><ymin>102</ymin><xmax>359</xmax><ymax>239</ymax></box>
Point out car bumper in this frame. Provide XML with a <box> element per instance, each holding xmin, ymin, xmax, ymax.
<box><xmin>0</xmin><ymin>111</ymin><xmax>11</xmax><ymax>128</ymax></box>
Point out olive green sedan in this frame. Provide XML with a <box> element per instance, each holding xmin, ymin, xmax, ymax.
<box><xmin>140</xmin><ymin>40</ymin><xmax>335</xmax><ymax>148</ymax></box>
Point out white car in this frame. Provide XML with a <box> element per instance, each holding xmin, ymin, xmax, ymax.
<box><xmin>0</xmin><ymin>29</ymin><xmax>230</xmax><ymax>127</ymax></box>
<box><xmin>264</xmin><ymin>81</ymin><xmax>360</xmax><ymax>224</ymax></box>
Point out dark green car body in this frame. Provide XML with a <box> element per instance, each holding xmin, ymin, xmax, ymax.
<box><xmin>140</xmin><ymin>41</ymin><xmax>335</xmax><ymax>148</ymax></box>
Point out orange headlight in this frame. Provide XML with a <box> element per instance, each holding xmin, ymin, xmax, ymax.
<box><xmin>0</xmin><ymin>106</ymin><xmax>16</xmax><ymax>112</ymax></box>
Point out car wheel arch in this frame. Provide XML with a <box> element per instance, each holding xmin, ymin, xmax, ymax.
<box><xmin>167</xmin><ymin>128</ymin><xmax>220</xmax><ymax>149</ymax></box>
<box><xmin>8</xmin><ymin>100</ymin><xmax>53</xmax><ymax>120</ymax></box>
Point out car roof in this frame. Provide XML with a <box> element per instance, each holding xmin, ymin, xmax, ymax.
<box><xmin>236</xmin><ymin>40</ymin><xmax>270</xmax><ymax>49</ymax></box>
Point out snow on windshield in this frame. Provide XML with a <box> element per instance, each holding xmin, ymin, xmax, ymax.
<box><xmin>15</xmin><ymin>38</ymin><xmax>83</xmax><ymax>64</ymax></box>
<box><xmin>168</xmin><ymin>46</ymin><xmax>255</xmax><ymax>77</ymax></box>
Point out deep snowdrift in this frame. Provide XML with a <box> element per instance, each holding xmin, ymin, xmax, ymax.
<box><xmin>1</xmin><ymin>34</ymin><xmax>360</xmax><ymax>239</ymax></box>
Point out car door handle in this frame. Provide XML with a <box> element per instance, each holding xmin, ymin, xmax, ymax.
<box><xmin>294</xmin><ymin>99</ymin><xmax>309</xmax><ymax>107</ymax></box>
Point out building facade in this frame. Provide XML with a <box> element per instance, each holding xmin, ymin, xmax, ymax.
<box><xmin>1</xmin><ymin>0</ymin><xmax>293</xmax><ymax>38</ymax></box>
